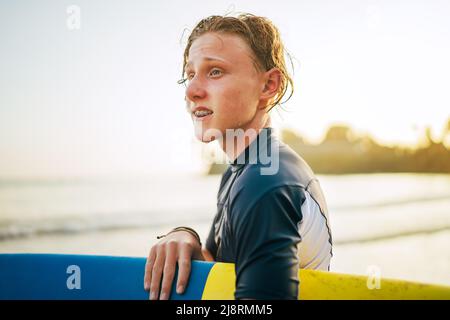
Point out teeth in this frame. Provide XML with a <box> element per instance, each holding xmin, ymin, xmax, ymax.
<box><xmin>194</xmin><ymin>110</ymin><xmax>213</xmax><ymax>117</ymax></box>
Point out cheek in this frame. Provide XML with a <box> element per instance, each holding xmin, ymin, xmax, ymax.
<box><xmin>214</xmin><ymin>85</ymin><xmax>257</xmax><ymax>116</ymax></box>
<box><xmin>214</xmin><ymin>94</ymin><xmax>251</xmax><ymax>126</ymax></box>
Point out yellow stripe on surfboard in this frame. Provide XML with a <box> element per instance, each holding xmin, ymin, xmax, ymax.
<box><xmin>201</xmin><ymin>262</ymin><xmax>450</xmax><ymax>300</ymax></box>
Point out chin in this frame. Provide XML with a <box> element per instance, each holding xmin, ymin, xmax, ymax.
<box><xmin>201</xmin><ymin>136</ymin><xmax>216</xmax><ymax>143</ymax></box>
<box><xmin>193</xmin><ymin>123</ymin><xmax>222</xmax><ymax>143</ymax></box>
<box><xmin>194</xmin><ymin>131</ymin><xmax>216</xmax><ymax>143</ymax></box>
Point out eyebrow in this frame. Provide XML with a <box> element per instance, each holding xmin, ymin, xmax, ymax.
<box><xmin>185</xmin><ymin>57</ymin><xmax>228</xmax><ymax>69</ymax></box>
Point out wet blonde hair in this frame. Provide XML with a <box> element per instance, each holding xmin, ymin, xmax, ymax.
<box><xmin>180</xmin><ymin>13</ymin><xmax>294</xmax><ymax>111</ymax></box>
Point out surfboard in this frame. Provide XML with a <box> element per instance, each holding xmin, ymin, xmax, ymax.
<box><xmin>0</xmin><ymin>254</ymin><xmax>449</xmax><ymax>300</ymax></box>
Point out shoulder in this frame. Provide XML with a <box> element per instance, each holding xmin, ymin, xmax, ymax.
<box><xmin>229</xmin><ymin>141</ymin><xmax>317</xmax><ymax>210</ymax></box>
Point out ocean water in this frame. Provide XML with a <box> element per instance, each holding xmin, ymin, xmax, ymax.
<box><xmin>1</xmin><ymin>173</ymin><xmax>449</xmax><ymax>285</ymax></box>
<box><xmin>0</xmin><ymin>174</ymin><xmax>220</xmax><ymax>240</ymax></box>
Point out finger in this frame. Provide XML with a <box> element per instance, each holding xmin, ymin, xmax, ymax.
<box><xmin>149</xmin><ymin>244</ymin><xmax>166</xmax><ymax>300</ymax></box>
<box><xmin>159</xmin><ymin>241</ymin><xmax>178</xmax><ymax>300</ymax></box>
<box><xmin>176</xmin><ymin>242</ymin><xmax>193</xmax><ymax>294</ymax></box>
<box><xmin>144</xmin><ymin>246</ymin><xmax>156</xmax><ymax>291</ymax></box>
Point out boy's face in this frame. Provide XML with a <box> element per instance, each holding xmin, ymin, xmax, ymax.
<box><xmin>185</xmin><ymin>32</ymin><xmax>266</xmax><ymax>142</ymax></box>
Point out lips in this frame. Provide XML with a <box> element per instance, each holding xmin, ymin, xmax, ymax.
<box><xmin>192</xmin><ymin>106</ymin><xmax>213</xmax><ymax>120</ymax></box>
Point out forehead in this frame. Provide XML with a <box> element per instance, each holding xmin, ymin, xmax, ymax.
<box><xmin>187</xmin><ymin>32</ymin><xmax>256</xmax><ymax>68</ymax></box>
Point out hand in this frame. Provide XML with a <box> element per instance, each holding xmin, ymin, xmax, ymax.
<box><xmin>144</xmin><ymin>230</ymin><xmax>204</xmax><ymax>300</ymax></box>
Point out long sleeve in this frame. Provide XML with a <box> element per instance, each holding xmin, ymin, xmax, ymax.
<box><xmin>231</xmin><ymin>185</ymin><xmax>304</xmax><ymax>300</ymax></box>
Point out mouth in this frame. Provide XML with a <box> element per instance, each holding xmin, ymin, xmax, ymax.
<box><xmin>192</xmin><ymin>107</ymin><xmax>214</xmax><ymax>120</ymax></box>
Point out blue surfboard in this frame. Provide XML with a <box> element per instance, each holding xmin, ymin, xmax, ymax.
<box><xmin>1</xmin><ymin>253</ymin><xmax>450</xmax><ymax>300</ymax></box>
<box><xmin>0</xmin><ymin>254</ymin><xmax>210</xmax><ymax>300</ymax></box>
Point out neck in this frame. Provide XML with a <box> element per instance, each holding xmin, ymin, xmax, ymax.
<box><xmin>218</xmin><ymin>117</ymin><xmax>272</xmax><ymax>162</ymax></box>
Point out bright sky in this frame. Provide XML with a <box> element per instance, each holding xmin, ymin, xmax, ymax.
<box><xmin>1</xmin><ymin>0</ymin><xmax>449</xmax><ymax>178</ymax></box>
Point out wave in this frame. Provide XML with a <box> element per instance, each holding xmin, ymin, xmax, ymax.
<box><xmin>0</xmin><ymin>209</ymin><xmax>213</xmax><ymax>241</ymax></box>
<box><xmin>2</xmin><ymin>213</ymin><xmax>449</xmax><ymax>245</ymax></box>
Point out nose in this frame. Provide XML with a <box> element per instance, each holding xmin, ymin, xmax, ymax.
<box><xmin>185</xmin><ymin>76</ymin><xmax>207</xmax><ymax>102</ymax></box>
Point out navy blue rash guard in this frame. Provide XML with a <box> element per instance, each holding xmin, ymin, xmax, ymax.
<box><xmin>205</xmin><ymin>127</ymin><xmax>333</xmax><ymax>300</ymax></box>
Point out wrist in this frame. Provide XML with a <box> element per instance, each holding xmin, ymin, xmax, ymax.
<box><xmin>157</xmin><ymin>226</ymin><xmax>202</xmax><ymax>247</ymax></box>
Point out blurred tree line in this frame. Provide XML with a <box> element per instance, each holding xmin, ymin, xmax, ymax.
<box><xmin>280</xmin><ymin>119</ymin><xmax>450</xmax><ymax>174</ymax></box>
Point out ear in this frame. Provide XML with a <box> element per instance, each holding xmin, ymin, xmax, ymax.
<box><xmin>258</xmin><ymin>68</ymin><xmax>282</xmax><ymax>109</ymax></box>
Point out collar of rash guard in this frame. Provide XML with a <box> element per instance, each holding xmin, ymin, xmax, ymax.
<box><xmin>229</xmin><ymin>127</ymin><xmax>274</xmax><ymax>172</ymax></box>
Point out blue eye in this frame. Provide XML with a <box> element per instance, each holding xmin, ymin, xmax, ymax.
<box><xmin>210</xmin><ymin>69</ymin><xmax>222</xmax><ymax>77</ymax></box>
